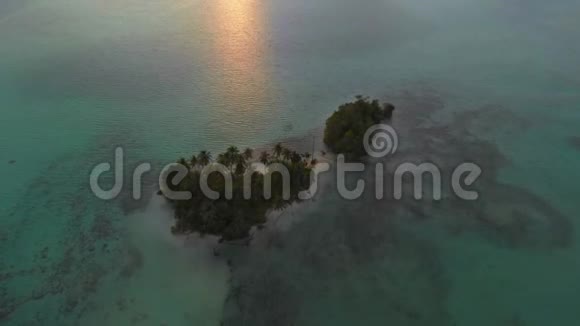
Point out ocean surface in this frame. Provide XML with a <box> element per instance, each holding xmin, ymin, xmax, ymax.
<box><xmin>1</xmin><ymin>0</ymin><xmax>579</xmax><ymax>325</ymax></box>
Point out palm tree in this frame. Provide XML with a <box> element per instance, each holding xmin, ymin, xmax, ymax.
<box><xmin>226</xmin><ymin>146</ymin><xmax>240</xmax><ymax>156</ymax></box>
<box><xmin>190</xmin><ymin>154</ymin><xmax>198</xmax><ymax>168</ymax></box>
<box><xmin>224</xmin><ymin>146</ymin><xmax>240</xmax><ymax>169</ymax></box>
<box><xmin>243</xmin><ymin>147</ymin><xmax>253</xmax><ymax>161</ymax></box>
<box><xmin>273</xmin><ymin>143</ymin><xmax>283</xmax><ymax>158</ymax></box>
<box><xmin>290</xmin><ymin>151</ymin><xmax>302</xmax><ymax>164</ymax></box>
<box><xmin>197</xmin><ymin>151</ymin><xmax>212</xmax><ymax>166</ymax></box>
<box><xmin>282</xmin><ymin>148</ymin><xmax>292</xmax><ymax>161</ymax></box>
<box><xmin>216</xmin><ymin>153</ymin><xmax>228</xmax><ymax>166</ymax></box>
<box><xmin>234</xmin><ymin>154</ymin><xmax>247</xmax><ymax>175</ymax></box>
<box><xmin>259</xmin><ymin>151</ymin><xmax>270</xmax><ymax>165</ymax></box>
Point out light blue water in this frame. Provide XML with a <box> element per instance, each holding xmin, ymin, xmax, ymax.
<box><xmin>1</xmin><ymin>0</ymin><xmax>579</xmax><ymax>325</ymax></box>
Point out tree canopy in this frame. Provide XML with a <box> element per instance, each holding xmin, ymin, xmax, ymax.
<box><xmin>163</xmin><ymin>96</ymin><xmax>395</xmax><ymax>242</ymax></box>
<box><xmin>324</xmin><ymin>96</ymin><xmax>395</xmax><ymax>159</ymax></box>
<box><xmin>162</xmin><ymin>144</ymin><xmax>314</xmax><ymax>242</ymax></box>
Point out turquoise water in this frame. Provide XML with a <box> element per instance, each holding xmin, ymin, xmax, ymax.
<box><xmin>1</xmin><ymin>0</ymin><xmax>579</xmax><ymax>325</ymax></box>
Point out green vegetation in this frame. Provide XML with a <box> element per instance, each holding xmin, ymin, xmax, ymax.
<box><xmin>164</xmin><ymin>96</ymin><xmax>394</xmax><ymax>242</ymax></box>
<box><xmin>163</xmin><ymin>144</ymin><xmax>314</xmax><ymax>242</ymax></box>
<box><xmin>324</xmin><ymin>96</ymin><xmax>395</xmax><ymax>159</ymax></box>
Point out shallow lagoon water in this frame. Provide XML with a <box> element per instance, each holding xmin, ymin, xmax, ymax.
<box><xmin>1</xmin><ymin>0</ymin><xmax>579</xmax><ymax>325</ymax></box>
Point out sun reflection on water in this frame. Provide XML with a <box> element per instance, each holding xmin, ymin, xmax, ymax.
<box><xmin>204</xmin><ymin>0</ymin><xmax>274</xmax><ymax>129</ymax></box>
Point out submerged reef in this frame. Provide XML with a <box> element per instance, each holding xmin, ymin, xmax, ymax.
<box><xmin>567</xmin><ymin>136</ymin><xmax>580</xmax><ymax>151</ymax></box>
<box><xmin>220</xmin><ymin>88</ymin><xmax>574</xmax><ymax>325</ymax></box>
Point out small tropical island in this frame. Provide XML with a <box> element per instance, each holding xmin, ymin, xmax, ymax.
<box><xmin>163</xmin><ymin>144</ymin><xmax>315</xmax><ymax>242</ymax></box>
<box><xmin>161</xmin><ymin>96</ymin><xmax>395</xmax><ymax>241</ymax></box>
